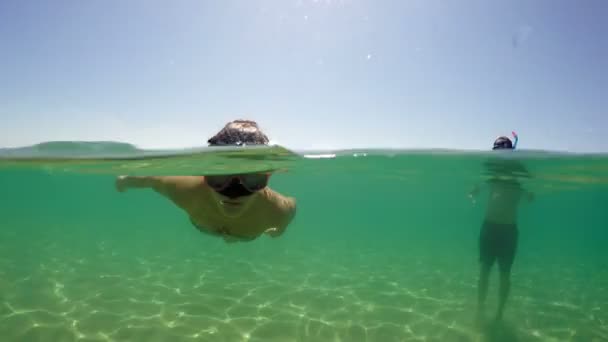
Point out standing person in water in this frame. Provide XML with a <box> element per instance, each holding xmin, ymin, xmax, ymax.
<box><xmin>469</xmin><ymin>133</ymin><xmax>534</xmax><ymax>322</ymax></box>
<box><xmin>115</xmin><ymin>120</ymin><xmax>297</xmax><ymax>243</ymax></box>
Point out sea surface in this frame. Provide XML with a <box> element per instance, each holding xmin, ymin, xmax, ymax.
<box><xmin>0</xmin><ymin>142</ymin><xmax>607</xmax><ymax>342</ymax></box>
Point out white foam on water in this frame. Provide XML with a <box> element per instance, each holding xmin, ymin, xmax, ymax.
<box><xmin>303</xmin><ymin>154</ymin><xmax>336</xmax><ymax>159</ymax></box>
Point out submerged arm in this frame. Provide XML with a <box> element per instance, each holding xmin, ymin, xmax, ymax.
<box><xmin>469</xmin><ymin>183</ymin><xmax>486</xmax><ymax>202</ymax></box>
<box><xmin>116</xmin><ymin>175</ymin><xmax>163</xmax><ymax>192</ymax></box>
<box><xmin>265</xmin><ymin>196</ymin><xmax>297</xmax><ymax>238</ymax></box>
<box><xmin>525</xmin><ymin>188</ymin><xmax>535</xmax><ymax>202</ymax></box>
<box><xmin>115</xmin><ymin>175</ymin><xmax>192</xmax><ymax>198</ymax></box>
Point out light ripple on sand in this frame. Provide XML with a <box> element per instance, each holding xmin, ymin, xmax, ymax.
<box><xmin>0</xmin><ymin>231</ymin><xmax>607</xmax><ymax>341</ymax></box>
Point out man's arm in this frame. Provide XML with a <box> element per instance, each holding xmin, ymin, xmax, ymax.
<box><xmin>115</xmin><ymin>175</ymin><xmax>201</xmax><ymax>198</ymax></box>
<box><xmin>524</xmin><ymin>188</ymin><xmax>535</xmax><ymax>202</ymax></box>
<box><xmin>264</xmin><ymin>196</ymin><xmax>296</xmax><ymax>238</ymax></box>
<box><xmin>116</xmin><ymin>176</ymin><xmax>171</xmax><ymax>195</ymax></box>
<box><xmin>469</xmin><ymin>183</ymin><xmax>485</xmax><ymax>203</ymax></box>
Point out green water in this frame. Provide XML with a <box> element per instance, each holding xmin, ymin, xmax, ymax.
<box><xmin>1</xmin><ymin>143</ymin><xmax>607</xmax><ymax>341</ymax></box>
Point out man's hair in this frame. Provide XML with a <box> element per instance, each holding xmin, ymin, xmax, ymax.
<box><xmin>207</xmin><ymin>120</ymin><xmax>270</xmax><ymax>146</ymax></box>
<box><xmin>493</xmin><ymin>136</ymin><xmax>513</xmax><ymax>150</ymax></box>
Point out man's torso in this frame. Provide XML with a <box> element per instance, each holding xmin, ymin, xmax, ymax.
<box><xmin>484</xmin><ymin>180</ymin><xmax>524</xmax><ymax>225</ymax></box>
<box><xmin>183</xmin><ymin>186</ymin><xmax>288</xmax><ymax>238</ymax></box>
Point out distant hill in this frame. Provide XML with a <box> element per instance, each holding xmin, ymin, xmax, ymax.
<box><xmin>0</xmin><ymin>141</ymin><xmax>140</xmax><ymax>158</ymax></box>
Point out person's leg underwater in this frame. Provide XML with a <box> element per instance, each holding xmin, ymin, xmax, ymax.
<box><xmin>477</xmin><ymin>222</ymin><xmax>495</xmax><ymax>322</ymax></box>
<box><xmin>496</xmin><ymin>227</ymin><xmax>518</xmax><ymax>320</ymax></box>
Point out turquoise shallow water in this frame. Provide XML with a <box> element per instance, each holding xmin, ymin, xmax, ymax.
<box><xmin>1</xmin><ymin>143</ymin><xmax>607</xmax><ymax>341</ymax></box>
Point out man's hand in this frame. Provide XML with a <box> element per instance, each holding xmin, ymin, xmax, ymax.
<box><xmin>115</xmin><ymin>176</ymin><xmax>129</xmax><ymax>193</ymax></box>
<box><xmin>527</xmin><ymin>192</ymin><xmax>535</xmax><ymax>202</ymax></box>
<box><xmin>468</xmin><ymin>186</ymin><xmax>480</xmax><ymax>204</ymax></box>
<box><xmin>264</xmin><ymin>227</ymin><xmax>283</xmax><ymax>238</ymax></box>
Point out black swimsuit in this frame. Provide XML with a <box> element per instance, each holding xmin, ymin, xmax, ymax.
<box><xmin>479</xmin><ymin>221</ymin><xmax>518</xmax><ymax>272</ymax></box>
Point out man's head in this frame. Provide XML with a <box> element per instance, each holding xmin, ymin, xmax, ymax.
<box><xmin>206</xmin><ymin>120</ymin><xmax>271</xmax><ymax>217</ymax></box>
<box><xmin>208</xmin><ymin>120</ymin><xmax>269</xmax><ymax>146</ymax></box>
<box><xmin>493</xmin><ymin>136</ymin><xmax>513</xmax><ymax>150</ymax></box>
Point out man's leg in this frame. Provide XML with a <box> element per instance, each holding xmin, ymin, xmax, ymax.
<box><xmin>496</xmin><ymin>226</ymin><xmax>518</xmax><ymax>321</ymax></box>
<box><xmin>477</xmin><ymin>222</ymin><xmax>494</xmax><ymax>321</ymax></box>
<box><xmin>496</xmin><ymin>269</ymin><xmax>511</xmax><ymax>320</ymax></box>
<box><xmin>478</xmin><ymin>262</ymin><xmax>492</xmax><ymax>316</ymax></box>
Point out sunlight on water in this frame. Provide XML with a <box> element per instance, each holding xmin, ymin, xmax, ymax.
<box><xmin>1</xmin><ymin>143</ymin><xmax>607</xmax><ymax>341</ymax></box>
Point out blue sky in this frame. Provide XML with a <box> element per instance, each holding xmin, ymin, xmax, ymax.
<box><xmin>0</xmin><ymin>0</ymin><xmax>606</xmax><ymax>152</ymax></box>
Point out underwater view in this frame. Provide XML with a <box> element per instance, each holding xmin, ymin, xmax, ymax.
<box><xmin>2</xmin><ymin>0</ymin><xmax>606</xmax><ymax>340</ymax></box>
<box><xmin>0</xmin><ymin>142</ymin><xmax>607</xmax><ymax>341</ymax></box>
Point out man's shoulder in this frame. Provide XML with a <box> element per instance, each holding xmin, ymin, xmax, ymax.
<box><xmin>261</xmin><ymin>188</ymin><xmax>296</xmax><ymax>213</ymax></box>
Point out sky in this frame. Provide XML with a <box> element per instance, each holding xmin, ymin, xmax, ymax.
<box><xmin>0</xmin><ymin>0</ymin><xmax>606</xmax><ymax>152</ymax></box>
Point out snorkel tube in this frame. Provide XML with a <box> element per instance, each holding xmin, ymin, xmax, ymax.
<box><xmin>511</xmin><ymin>131</ymin><xmax>519</xmax><ymax>150</ymax></box>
